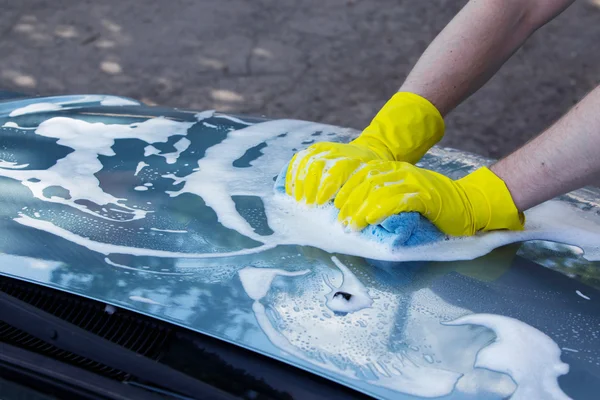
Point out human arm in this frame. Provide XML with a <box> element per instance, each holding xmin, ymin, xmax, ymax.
<box><xmin>400</xmin><ymin>0</ymin><xmax>575</xmax><ymax>116</ymax></box>
<box><xmin>492</xmin><ymin>85</ymin><xmax>600</xmax><ymax>211</ymax></box>
<box><xmin>335</xmin><ymin>85</ymin><xmax>600</xmax><ymax>236</ymax></box>
<box><xmin>286</xmin><ymin>0</ymin><xmax>575</xmax><ymax>205</ymax></box>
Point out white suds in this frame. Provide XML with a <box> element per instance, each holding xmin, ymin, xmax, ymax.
<box><xmin>150</xmin><ymin>227</ymin><xmax>188</xmax><ymax>233</ymax></box>
<box><xmin>194</xmin><ymin>110</ymin><xmax>215</xmax><ymax>121</ymax></box>
<box><xmin>239</xmin><ymin>266</ymin><xmax>310</xmax><ymax>301</ymax></box>
<box><xmin>324</xmin><ymin>256</ymin><xmax>373</xmax><ymax>313</ymax></box>
<box><xmin>167</xmin><ymin>119</ymin><xmax>600</xmax><ymax>262</ymax></box>
<box><xmin>129</xmin><ymin>295</ymin><xmax>163</xmax><ymax>305</ymax></box>
<box><xmin>100</xmin><ymin>97</ymin><xmax>141</xmax><ymax>106</ymax></box>
<box><xmin>0</xmin><ymin>116</ymin><xmax>193</xmax><ymax>221</ymax></box>
<box><xmin>7</xmin><ymin>116</ymin><xmax>600</xmax><ymax>262</ymax></box>
<box><xmin>144</xmin><ymin>138</ymin><xmax>190</xmax><ymax>164</ymax></box>
<box><xmin>15</xmin><ymin>214</ymin><xmax>275</xmax><ymax>258</ymax></box>
<box><xmin>144</xmin><ymin>145</ymin><xmax>161</xmax><ymax>157</ymax></box>
<box><xmin>575</xmin><ymin>290</ymin><xmax>590</xmax><ymax>300</ymax></box>
<box><xmin>213</xmin><ymin>114</ymin><xmax>253</xmax><ymax>125</ymax></box>
<box><xmin>445</xmin><ymin>314</ymin><xmax>571</xmax><ymax>400</ymax></box>
<box><xmin>9</xmin><ymin>103</ymin><xmax>62</xmax><ymax>117</ymax></box>
<box><xmin>163</xmin><ymin>137</ymin><xmax>191</xmax><ymax>164</ymax></box>
<box><xmin>134</xmin><ymin>161</ymin><xmax>149</xmax><ymax>176</ymax></box>
<box><xmin>0</xmin><ymin>160</ymin><xmax>29</xmax><ymax>169</ymax></box>
<box><xmin>239</xmin><ymin>265</ymin><xmax>463</xmax><ymax>398</ymax></box>
<box><xmin>104</xmin><ymin>257</ymin><xmax>192</xmax><ymax>275</ymax></box>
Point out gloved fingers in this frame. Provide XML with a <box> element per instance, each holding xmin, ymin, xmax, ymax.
<box><xmin>365</xmin><ymin>193</ymin><xmax>428</xmax><ymax>226</ymax></box>
<box><xmin>286</xmin><ymin>143</ymin><xmax>329</xmax><ymax>195</ymax></box>
<box><xmin>333</xmin><ymin>162</ymin><xmax>383</xmax><ymax>209</ymax></box>
<box><xmin>290</xmin><ymin>148</ymin><xmax>326</xmax><ymax>201</ymax></box>
<box><xmin>285</xmin><ymin>150</ymin><xmax>307</xmax><ymax>196</ymax></box>
<box><xmin>287</xmin><ymin>142</ymin><xmax>355</xmax><ymax>201</ymax></box>
<box><xmin>337</xmin><ymin>182</ymin><xmax>423</xmax><ymax>229</ymax></box>
<box><xmin>354</xmin><ymin>188</ymin><xmax>427</xmax><ymax>230</ymax></box>
<box><xmin>315</xmin><ymin>158</ymin><xmax>363</xmax><ymax>205</ymax></box>
<box><xmin>337</xmin><ymin>174</ymin><xmax>378</xmax><ymax>224</ymax></box>
<box><xmin>334</xmin><ymin>161</ymin><xmax>414</xmax><ymax>209</ymax></box>
<box><xmin>336</xmin><ymin>169</ymin><xmax>409</xmax><ymax>222</ymax></box>
<box><xmin>302</xmin><ymin>158</ymin><xmax>326</xmax><ymax>204</ymax></box>
<box><xmin>286</xmin><ymin>141</ymin><xmax>383</xmax><ymax>202</ymax></box>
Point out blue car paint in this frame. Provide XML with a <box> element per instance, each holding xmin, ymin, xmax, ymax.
<box><xmin>0</xmin><ymin>96</ymin><xmax>599</xmax><ymax>399</ymax></box>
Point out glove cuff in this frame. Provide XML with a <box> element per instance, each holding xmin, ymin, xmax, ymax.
<box><xmin>352</xmin><ymin>92</ymin><xmax>445</xmax><ymax>164</ymax></box>
<box><xmin>457</xmin><ymin>167</ymin><xmax>525</xmax><ymax>233</ymax></box>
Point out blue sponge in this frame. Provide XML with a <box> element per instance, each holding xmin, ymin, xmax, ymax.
<box><xmin>273</xmin><ymin>163</ymin><xmax>445</xmax><ymax>248</ymax></box>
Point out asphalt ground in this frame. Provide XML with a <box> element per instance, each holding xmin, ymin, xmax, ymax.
<box><xmin>1</xmin><ymin>0</ymin><xmax>599</xmax><ymax>158</ymax></box>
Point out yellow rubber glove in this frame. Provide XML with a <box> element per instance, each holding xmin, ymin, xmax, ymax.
<box><xmin>334</xmin><ymin>161</ymin><xmax>524</xmax><ymax>236</ymax></box>
<box><xmin>285</xmin><ymin>92</ymin><xmax>444</xmax><ymax>205</ymax></box>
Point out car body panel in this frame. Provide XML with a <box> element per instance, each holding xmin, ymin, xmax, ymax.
<box><xmin>1</xmin><ymin>96</ymin><xmax>599</xmax><ymax>399</ymax></box>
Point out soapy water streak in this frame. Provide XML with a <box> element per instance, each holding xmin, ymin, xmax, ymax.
<box><xmin>1</xmin><ymin>117</ymin><xmax>193</xmax><ymax>222</ymax></box>
<box><xmin>239</xmin><ymin>258</ymin><xmax>572</xmax><ymax>399</ymax></box>
<box><xmin>2</xmin><ymin>114</ymin><xmax>600</xmax><ymax>262</ymax></box>
<box><xmin>167</xmin><ymin>118</ymin><xmax>600</xmax><ymax>261</ymax></box>
<box><xmin>238</xmin><ymin>261</ymin><xmax>464</xmax><ymax>398</ymax></box>
<box><xmin>445</xmin><ymin>314</ymin><xmax>571</xmax><ymax>400</ymax></box>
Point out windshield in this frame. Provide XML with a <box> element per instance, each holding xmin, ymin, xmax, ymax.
<box><xmin>1</xmin><ymin>96</ymin><xmax>599</xmax><ymax>399</ymax></box>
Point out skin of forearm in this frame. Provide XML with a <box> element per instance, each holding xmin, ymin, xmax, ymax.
<box><xmin>400</xmin><ymin>0</ymin><xmax>574</xmax><ymax>116</ymax></box>
<box><xmin>491</xmin><ymin>85</ymin><xmax>600</xmax><ymax>211</ymax></box>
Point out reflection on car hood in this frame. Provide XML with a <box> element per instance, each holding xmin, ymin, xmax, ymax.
<box><xmin>1</xmin><ymin>96</ymin><xmax>600</xmax><ymax>400</ymax></box>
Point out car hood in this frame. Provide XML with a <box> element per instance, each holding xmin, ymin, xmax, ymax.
<box><xmin>1</xmin><ymin>95</ymin><xmax>600</xmax><ymax>400</ymax></box>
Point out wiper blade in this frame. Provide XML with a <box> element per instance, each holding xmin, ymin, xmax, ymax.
<box><xmin>1</xmin><ymin>342</ymin><xmax>166</xmax><ymax>400</ymax></box>
<box><xmin>0</xmin><ymin>290</ymin><xmax>237</xmax><ymax>400</ymax></box>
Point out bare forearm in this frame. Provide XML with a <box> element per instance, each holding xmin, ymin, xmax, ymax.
<box><xmin>400</xmin><ymin>0</ymin><xmax>574</xmax><ymax>116</ymax></box>
<box><xmin>492</xmin><ymin>85</ymin><xmax>600</xmax><ymax>211</ymax></box>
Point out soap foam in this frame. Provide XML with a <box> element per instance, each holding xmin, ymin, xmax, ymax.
<box><xmin>1</xmin><ymin>116</ymin><xmax>193</xmax><ymax>221</ymax></box>
<box><xmin>575</xmin><ymin>290</ymin><xmax>591</xmax><ymax>300</ymax></box>
<box><xmin>129</xmin><ymin>295</ymin><xmax>163</xmax><ymax>305</ymax></box>
<box><xmin>104</xmin><ymin>257</ymin><xmax>192</xmax><ymax>275</ymax></box>
<box><xmin>5</xmin><ymin>116</ymin><xmax>600</xmax><ymax>262</ymax></box>
<box><xmin>212</xmin><ymin>114</ymin><xmax>253</xmax><ymax>125</ymax></box>
<box><xmin>14</xmin><ymin>214</ymin><xmax>275</xmax><ymax>258</ymax></box>
<box><xmin>9</xmin><ymin>102</ymin><xmax>62</xmax><ymax>117</ymax></box>
<box><xmin>0</xmin><ymin>160</ymin><xmax>29</xmax><ymax>169</ymax></box>
<box><xmin>134</xmin><ymin>161</ymin><xmax>149</xmax><ymax>176</ymax></box>
<box><xmin>240</xmin><ymin>263</ymin><xmax>573</xmax><ymax>399</ymax></box>
<box><xmin>239</xmin><ymin>266</ymin><xmax>310</xmax><ymax>300</ymax></box>
<box><xmin>149</xmin><ymin>137</ymin><xmax>191</xmax><ymax>165</ymax></box>
<box><xmin>324</xmin><ymin>256</ymin><xmax>373</xmax><ymax>314</ymax></box>
<box><xmin>149</xmin><ymin>227</ymin><xmax>188</xmax><ymax>233</ymax></box>
<box><xmin>445</xmin><ymin>314</ymin><xmax>571</xmax><ymax>400</ymax></box>
<box><xmin>168</xmin><ymin>119</ymin><xmax>600</xmax><ymax>262</ymax></box>
<box><xmin>238</xmin><ymin>264</ymin><xmax>463</xmax><ymax>398</ymax></box>
<box><xmin>99</xmin><ymin>97</ymin><xmax>141</xmax><ymax>106</ymax></box>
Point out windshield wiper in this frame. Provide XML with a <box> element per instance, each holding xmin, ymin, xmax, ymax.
<box><xmin>0</xmin><ymin>290</ymin><xmax>237</xmax><ymax>400</ymax></box>
<box><xmin>1</xmin><ymin>342</ymin><xmax>167</xmax><ymax>400</ymax></box>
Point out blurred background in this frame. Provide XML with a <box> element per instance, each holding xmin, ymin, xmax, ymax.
<box><xmin>1</xmin><ymin>0</ymin><xmax>599</xmax><ymax>159</ymax></box>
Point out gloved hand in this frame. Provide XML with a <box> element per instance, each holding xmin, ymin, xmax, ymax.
<box><xmin>285</xmin><ymin>92</ymin><xmax>444</xmax><ymax>205</ymax></box>
<box><xmin>334</xmin><ymin>160</ymin><xmax>524</xmax><ymax>236</ymax></box>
